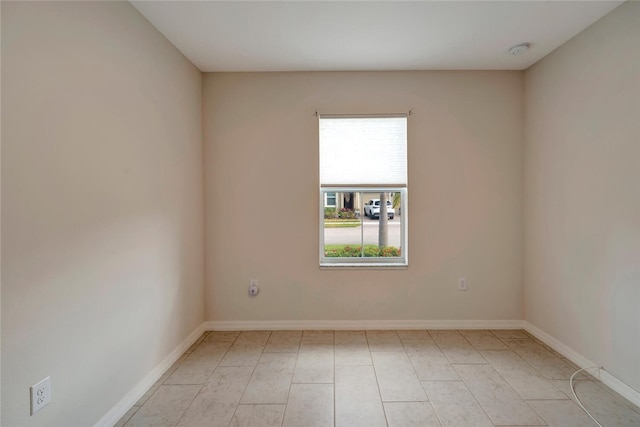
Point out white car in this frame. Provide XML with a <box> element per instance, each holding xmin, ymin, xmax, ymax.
<box><xmin>364</xmin><ymin>199</ymin><xmax>394</xmax><ymax>219</ymax></box>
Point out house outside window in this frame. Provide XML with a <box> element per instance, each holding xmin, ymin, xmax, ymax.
<box><xmin>319</xmin><ymin>115</ymin><xmax>408</xmax><ymax>267</ymax></box>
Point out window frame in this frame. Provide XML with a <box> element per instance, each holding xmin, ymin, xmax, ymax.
<box><xmin>318</xmin><ymin>113</ymin><xmax>409</xmax><ymax>268</ymax></box>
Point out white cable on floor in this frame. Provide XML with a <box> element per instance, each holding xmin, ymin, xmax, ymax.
<box><xmin>570</xmin><ymin>366</ymin><xmax>604</xmax><ymax>427</ymax></box>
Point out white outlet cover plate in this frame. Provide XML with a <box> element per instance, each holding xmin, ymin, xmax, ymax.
<box><xmin>30</xmin><ymin>376</ymin><xmax>51</xmax><ymax>415</ymax></box>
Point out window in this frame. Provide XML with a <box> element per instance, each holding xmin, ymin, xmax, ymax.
<box><xmin>324</xmin><ymin>192</ymin><xmax>336</xmax><ymax>207</ymax></box>
<box><xmin>319</xmin><ymin>115</ymin><xmax>408</xmax><ymax>267</ymax></box>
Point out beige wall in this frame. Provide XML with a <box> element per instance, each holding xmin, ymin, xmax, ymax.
<box><xmin>524</xmin><ymin>1</ymin><xmax>640</xmax><ymax>392</ymax></box>
<box><xmin>204</xmin><ymin>71</ymin><xmax>524</xmax><ymax>322</ymax></box>
<box><xmin>1</xmin><ymin>2</ymin><xmax>204</xmax><ymax>426</ymax></box>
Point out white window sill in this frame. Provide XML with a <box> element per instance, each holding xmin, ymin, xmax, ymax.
<box><xmin>320</xmin><ymin>263</ymin><xmax>408</xmax><ymax>270</ymax></box>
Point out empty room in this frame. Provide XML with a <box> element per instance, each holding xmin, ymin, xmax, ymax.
<box><xmin>1</xmin><ymin>1</ymin><xmax>639</xmax><ymax>426</ymax></box>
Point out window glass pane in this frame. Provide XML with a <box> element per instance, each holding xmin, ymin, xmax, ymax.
<box><xmin>322</xmin><ymin>190</ymin><xmax>404</xmax><ymax>263</ymax></box>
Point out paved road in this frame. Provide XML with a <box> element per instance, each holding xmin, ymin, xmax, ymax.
<box><xmin>324</xmin><ymin>217</ymin><xmax>401</xmax><ymax>247</ymax></box>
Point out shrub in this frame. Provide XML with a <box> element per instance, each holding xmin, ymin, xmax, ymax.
<box><xmin>381</xmin><ymin>246</ymin><xmax>401</xmax><ymax>257</ymax></box>
<box><xmin>325</xmin><ymin>245</ymin><xmax>362</xmax><ymax>257</ymax></box>
<box><xmin>324</xmin><ymin>207</ymin><xmax>338</xmax><ymax>219</ymax></box>
<box><xmin>338</xmin><ymin>208</ymin><xmax>356</xmax><ymax>219</ymax></box>
<box><xmin>363</xmin><ymin>245</ymin><xmax>381</xmax><ymax>257</ymax></box>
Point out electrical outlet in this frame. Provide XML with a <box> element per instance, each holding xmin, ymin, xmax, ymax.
<box><xmin>458</xmin><ymin>277</ymin><xmax>468</xmax><ymax>291</ymax></box>
<box><xmin>30</xmin><ymin>376</ymin><xmax>51</xmax><ymax>415</ymax></box>
<box><xmin>249</xmin><ymin>279</ymin><xmax>259</xmax><ymax>296</ymax></box>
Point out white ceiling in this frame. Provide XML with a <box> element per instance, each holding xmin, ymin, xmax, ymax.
<box><xmin>131</xmin><ymin>1</ymin><xmax>623</xmax><ymax>72</ymax></box>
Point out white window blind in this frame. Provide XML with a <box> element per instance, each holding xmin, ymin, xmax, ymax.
<box><xmin>319</xmin><ymin>116</ymin><xmax>407</xmax><ymax>186</ymax></box>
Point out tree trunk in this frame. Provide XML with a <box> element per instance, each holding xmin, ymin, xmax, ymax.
<box><xmin>378</xmin><ymin>192</ymin><xmax>388</xmax><ymax>248</ymax></box>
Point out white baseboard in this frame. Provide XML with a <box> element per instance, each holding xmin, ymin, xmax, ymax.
<box><xmin>94</xmin><ymin>323</ymin><xmax>206</xmax><ymax>427</ymax></box>
<box><xmin>600</xmin><ymin>369</ymin><xmax>640</xmax><ymax>408</ymax></box>
<box><xmin>524</xmin><ymin>321</ymin><xmax>640</xmax><ymax>408</ymax></box>
<box><xmin>523</xmin><ymin>321</ymin><xmax>599</xmax><ymax>374</ymax></box>
<box><xmin>203</xmin><ymin>319</ymin><xmax>525</xmax><ymax>331</ymax></box>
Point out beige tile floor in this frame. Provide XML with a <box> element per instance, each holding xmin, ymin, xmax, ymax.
<box><xmin>116</xmin><ymin>329</ymin><xmax>640</xmax><ymax>427</ymax></box>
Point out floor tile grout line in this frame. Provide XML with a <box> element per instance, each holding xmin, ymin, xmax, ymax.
<box><xmin>419</xmin><ymin>381</ymin><xmax>446</xmax><ymax>427</ymax></box>
<box><xmin>458</xmin><ymin>328</ymin><xmax>487</xmax><ymax>356</ymax></box>
<box><xmin>172</xmin><ymin>383</ymin><xmax>205</xmax><ymax>427</ymax></box>
<box><xmin>130</xmin><ymin>335</ymin><xmax>204</xmax><ymax>415</ymax></box>
<box><xmin>371</xmin><ymin>358</ymin><xmax>390</xmax><ymax>427</ymax></box>
<box><xmin>227</xmin><ymin>331</ymin><xmax>266</xmax><ymax>426</ymax></box>
<box><xmin>281</xmin><ymin>331</ymin><xmax>303</xmax><ymax>427</ymax></box>
<box><xmin>480</xmin><ymin>335</ymin><xmax>571</xmax><ymax>406</ymax></box>
<box><xmin>448</xmin><ymin>333</ymin><xmax>518</xmax><ymax>427</ymax></box>
<box><xmin>404</xmin><ymin>332</ymin><xmax>432</xmax><ymax>404</ymax></box>
<box><xmin>364</xmin><ymin>330</ymin><xmax>389</xmax><ymax>426</ymax></box>
<box><xmin>453</xmin><ymin>330</ymin><xmax>562</xmax><ymax>427</ymax></box>
<box><xmin>172</xmin><ymin>330</ymin><xmax>245</xmax><ymax>427</ymax></box>
<box><xmin>471</xmin><ymin>342</ymin><xmax>536</xmax><ymax>424</ymax></box>
<box><xmin>450</xmin><ymin>364</ymin><xmax>504</xmax><ymax>426</ymax></box>
<box><xmin>384</xmin><ymin>330</ymin><xmax>441</xmax><ymax>426</ymax></box>
<box><xmin>499</xmin><ymin>336</ymin><xmax>576</xmax><ymax>383</ymax></box>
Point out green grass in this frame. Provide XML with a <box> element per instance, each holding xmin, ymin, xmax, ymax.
<box><xmin>323</xmin><ymin>244</ymin><xmax>401</xmax><ymax>257</ymax></box>
<box><xmin>323</xmin><ymin>219</ymin><xmax>361</xmax><ymax>228</ymax></box>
